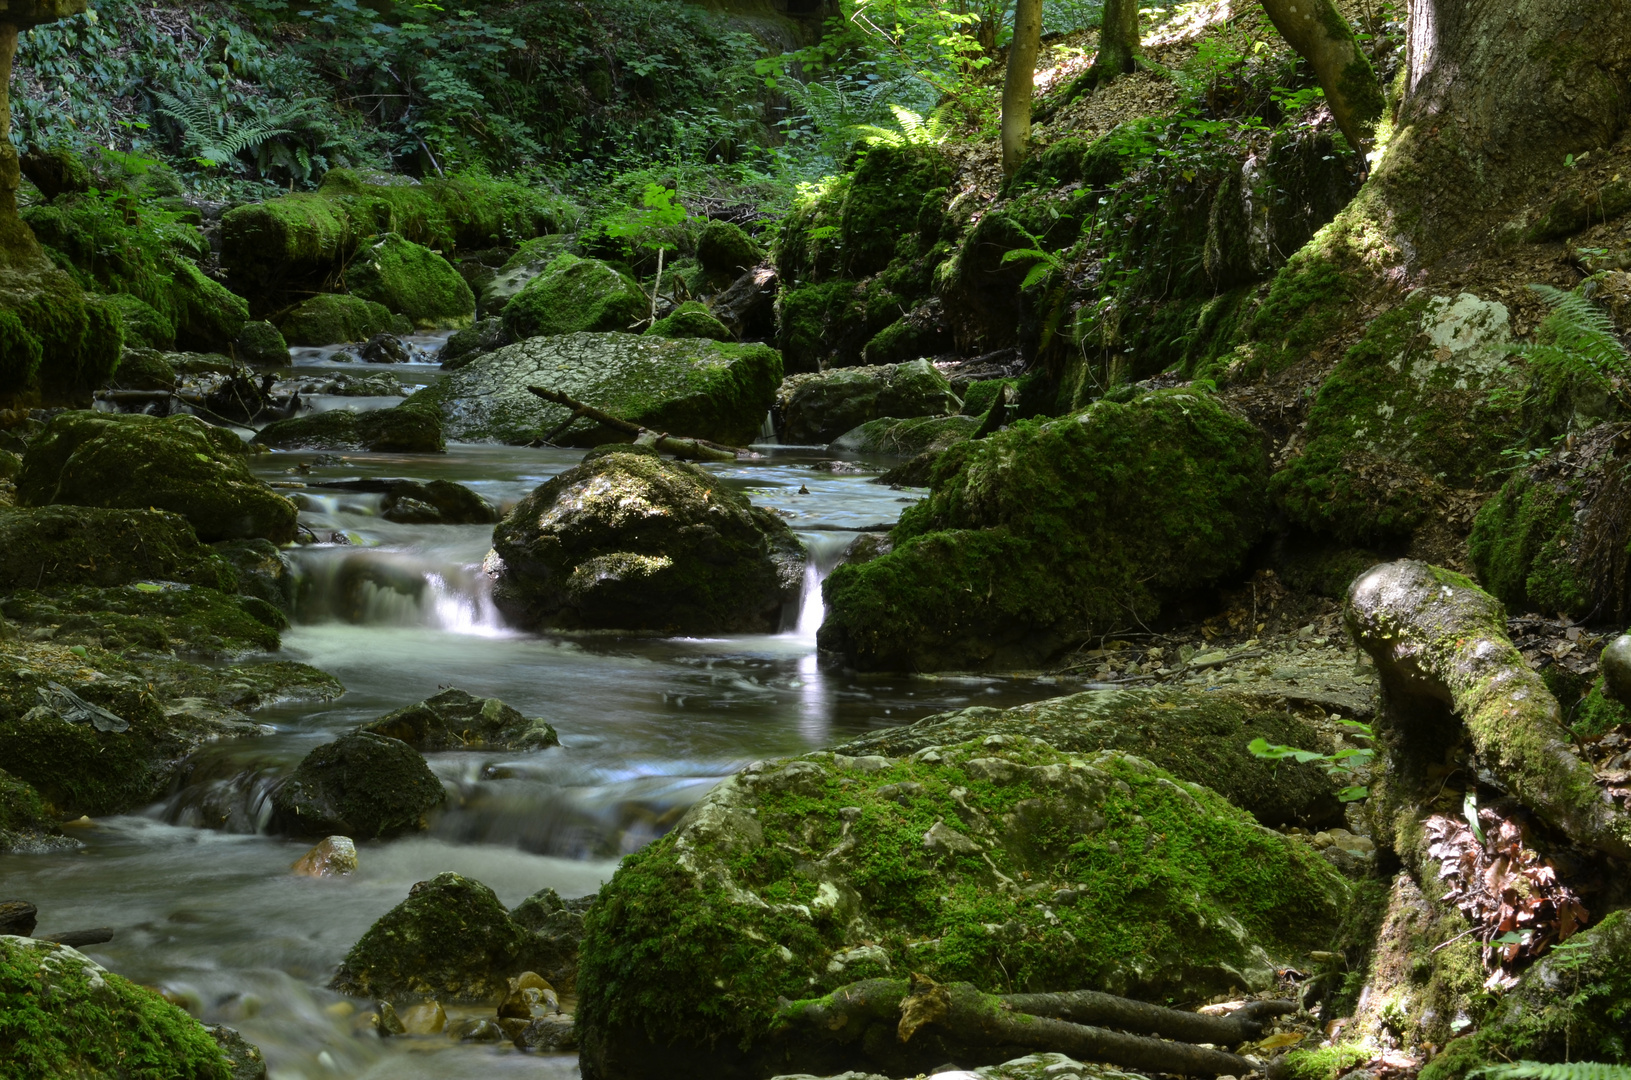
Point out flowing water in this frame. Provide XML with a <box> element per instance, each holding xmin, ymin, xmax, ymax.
<box><xmin>1</xmin><ymin>349</ymin><xmax>1077</xmax><ymax>1079</ymax></box>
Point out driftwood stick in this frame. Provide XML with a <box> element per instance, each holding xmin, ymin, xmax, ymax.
<box><xmin>38</xmin><ymin>928</ymin><xmax>114</xmax><ymax>948</ymax></box>
<box><xmin>527</xmin><ymin>385</ymin><xmax>743</xmax><ymax>462</ymax></box>
<box><xmin>1000</xmin><ymin>989</ymin><xmax>1297</xmax><ymax>1045</ymax></box>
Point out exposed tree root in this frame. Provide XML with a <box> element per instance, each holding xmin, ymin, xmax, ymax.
<box><xmin>775</xmin><ymin>975</ymin><xmax>1278</xmax><ymax>1076</ymax></box>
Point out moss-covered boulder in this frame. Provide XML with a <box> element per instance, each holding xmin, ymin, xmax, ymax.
<box><xmin>575</xmin><ymin>741</ymin><xmax>1349</xmax><ymax>1079</ymax></box>
<box><xmin>361</xmin><ymin>688</ymin><xmax>558</xmax><ymax>752</ymax></box>
<box><xmin>0</xmin><ymin>666</ymin><xmax>265</xmax><ymax>816</ymax></box>
<box><xmin>0</xmin><ymin>506</ymin><xmax>236</xmax><ymax>591</ymax></box>
<box><xmin>213</xmin><ymin>538</ymin><xmax>295</xmax><ymax>612</ymax></box>
<box><xmin>331</xmin><ymin>872</ymin><xmax>579</xmax><ymax>1004</ymax></box>
<box><xmin>251</xmin><ymin>405</ymin><xmax>444</xmax><ymax>453</ymax></box>
<box><xmin>110</xmin><ymin>347</ymin><xmax>178</xmax><ymax>390</ymax></box>
<box><xmin>1</xmin><ymin>583</ymin><xmax>287</xmax><ymax>657</ymax></box>
<box><xmin>820</xmin><ymin>390</ymin><xmax>1269</xmax><ymax>671</ymax></box>
<box><xmin>18</xmin><ymin>412</ymin><xmax>296</xmax><ymax>544</ymax></box>
<box><xmin>235</xmin><ymin>320</ymin><xmax>290</xmax><ymax>367</ymax></box>
<box><xmin>488</xmin><ymin>446</ymin><xmax>803</xmax><ymax>633</ymax></box>
<box><xmin>829</xmin><ymin>414</ymin><xmax>979</xmax><ymax>457</ymax></box>
<box><xmin>105</xmin><ymin>293</ymin><xmax>176</xmax><ymax>350</ymax></box>
<box><xmin>0</xmin><ymin>255</ymin><xmax>123</xmax><ymax>405</ymax></box>
<box><xmin>697</xmin><ymin>220</ymin><xmax>761</xmax><ymax>278</ymax></box>
<box><xmin>377</xmin><ymin>478</ymin><xmax>496</xmax><ymax>524</ymax></box>
<box><xmin>0</xmin><ymin>767</ymin><xmax>76</xmax><ymax>854</ymax></box>
<box><xmin>345</xmin><ymin>232</ymin><xmax>476</xmax><ymax>330</ymax></box>
<box><xmin>500</xmin><ymin>254</ymin><xmax>648</xmax><ymax>341</ymax></box>
<box><xmin>403</xmin><ymin>332</ymin><xmax>781</xmax><ymax>446</ymax></box>
<box><xmin>277</xmin><ymin>294</ymin><xmax>401</xmax><ymax>347</ymax></box>
<box><xmin>644</xmin><ymin>300</ymin><xmax>732</xmax><ymax>341</ymax></box>
<box><xmin>836</xmin><ymin>686</ymin><xmax>1345</xmax><ymax>829</ymax></box>
<box><xmin>438</xmin><ymin>316</ymin><xmax>509</xmax><ymax>369</ymax></box>
<box><xmin>270</xmin><ymin>731</ymin><xmax>446</xmax><ymax>839</ymax></box>
<box><xmin>0</xmin><ymin>937</ymin><xmax>239</xmax><ymax>1079</ymax></box>
<box><xmin>1271</xmin><ymin>293</ymin><xmax>1521</xmax><ymax>544</ymax></box>
<box><xmin>776</xmin><ymin>360</ymin><xmax>960</xmax><ymax>445</ymax></box>
<box><xmin>479</xmin><ymin>235</ymin><xmax>573</xmax><ymax>314</ymax></box>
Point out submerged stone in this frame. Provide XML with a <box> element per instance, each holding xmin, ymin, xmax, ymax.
<box><xmin>360</xmin><ymin>688</ymin><xmax>558</xmax><ymax>751</ymax></box>
<box><xmin>18</xmin><ymin>411</ymin><xmax>297</xmax><ymax>544</ymax></box>
<box><xmin>487</xmin><ymin>447</ymin><xmax>804</xmax><ymax>633</ymax></box>
<box><xmin>574</xmin><ymin>741</ymin><xmax>1349</xmax><ymax>1079</ymax></box>
<box><xmin>270</xmin><ymin>731</ymin><xmax>447</xmax><ymax>840</ymax></box>
<box><xmin>403</xmin><ymin>331</ymin><xmax>781</xmax><ymax>447</ymax></box>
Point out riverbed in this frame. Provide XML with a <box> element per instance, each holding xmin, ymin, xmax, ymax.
<box><xmin>2</xmin><ymin>346</ymin><xmax>1073</xmax><ymax>1079</ymax></box>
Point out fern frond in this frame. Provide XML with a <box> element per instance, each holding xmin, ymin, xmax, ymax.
<box><xmin>1477</xmin><ymin>1061</ymin><xmax>1631</xmax><ymax>1080</ymax></box>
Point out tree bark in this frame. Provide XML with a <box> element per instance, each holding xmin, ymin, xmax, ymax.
<box><xmin>1257</xmin><ymin>0</ymin><xmax>1382</xmax><ymax>154</ymax></box>
<box><xmin>1091</xmin><ymin>0</ymin><xmax>1140</xmax><ymax>85</ymax></box>
<box><xmin>1000</xmin><ymin>0</ymin><xmax>1043</xmax><ymax>177</ymax></box>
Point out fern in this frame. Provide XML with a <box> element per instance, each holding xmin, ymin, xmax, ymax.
<box><xmin>153</xmin><ymin>88</ymin><xmax>327</xmax><ymax>173</ymax></box>
<box><xmin>1476</xmin><ymin>1062</ymin><xmax>1631</xmax><ymax>1080</ymax></box>
<box><xmin>1511</xmin><ymin>282</ymin><xmax>1631</xmax><ymax>408</ymax></box>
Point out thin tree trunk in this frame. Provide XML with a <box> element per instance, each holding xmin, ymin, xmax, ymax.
<box><xmin>1000</xmin><ymin>0</ymin><xmax>1043</xmax><ymax>177</ymax></box>
<box><xmin>1257</xmin><ymin>0</ymin><xmax>1382</xmax><ymax>154</ymax></box>
<box><xmin>1091</xmin><ymin>0</ymin><xmax>1139</xmax><ymax>84</ymax></box>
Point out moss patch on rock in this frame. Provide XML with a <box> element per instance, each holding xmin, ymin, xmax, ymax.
<box><xmin>0</xmin><ymin>937</ymin><xmax>234</xmax><ymax>1080</ymax></box>
<box><xmin>829</xmin><ymin>414</ymin><xmax>979</xmax><ymax>456</ymax></box>
<box><xmin>1</xmin><ymin>583</ymin><xmax>286</xmax><ymax>657</ymax></box>
<box><xmin>403</xmin><ymin>331</ymin><xmax>781</xmax><ymax>446</ymax></box>
<box><xmin>575</xmin><ymin>741</ymin><xmax>1349</xmax><ymax>1075</ymax></box>
<box><xmin>500</xmin><ymin>254</ymin><xmax>648</xmax><ymax>341</ymax></box>
<box><xmin>345</xmin><ymin>232</ymin><xmax>476</xmax><ymax>330</ymax></box>
<box><xmin>361</xmin><ymin>687</ymin><xmax>558</xmax><ymax>751</ymax></box>
<box><xmin>252</xmin><ymin>405</ymin><xmax>445</xmax><ymax>453</ymax></box>
<box><xmin>0</xmin><ymin>505</ymin><xmax>236</xmax><ymax>592</ymax></box>
<box><xmin>0</xmin><ymin>767</ymin><xmax>76</xmax><ymax>854</ymax></box>
<box><xmin>489</xmin><ymin>447</ymin><xmax>803</xmax><ymax>633</ymax></box>
<box><xmin>271</xmin><ymin>731</ymin><xmax>446</xmax><ymax>839</ymax></box>
<box><xmin>777</xmin><ymin>360</ymin><xmax>961</xmax><ymax>446</ymax></box>
<box><xmin>277</xmin><ymin>294</ymin><xmax>402</xmax><ymax>347</ymax></box>
<box><xmin>234</xmin><ymin>320</ymin><xmax>290</xmax><ymax>367</ymax></box>
<box><xmin>819</xmin><ymin>390</ymin><xmax>1269</xmax><ymax>671</ymax></box>
<box><xmin>19</xmin><ymin>411</ymin><xmax>296</xmax><ymax>544</ymax></box>
<box><xmin>645</xmin><ymin>301</ymin><xmax>732</xmax><ymax>342</ymax></box>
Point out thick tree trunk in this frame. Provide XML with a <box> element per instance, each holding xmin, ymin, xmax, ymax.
<box><xmin>1091</xmin><ymin>0</ymin><xmax>1140</xmax><ymax>85</ymax></box>
<box><xmin>1257</xmin><ymin>0</ymin><xmax>1381</xmax><ymax>154</ymax></box>
<box><xmin>1000</xmin><ymin>0</ymin><xmax>1043</xmax><ymax>177</ymax></box>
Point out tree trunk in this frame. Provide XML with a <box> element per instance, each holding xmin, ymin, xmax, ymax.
<box><xmin>1091</xmin><ymin>0</ymin><xmax>1140</xmax><ymax>85</ymax></box>
<box><xmin>1257</xmin><ymin>0</ymin><xmax>1381</xmax><ymax>154</ymax></box>
<box><xmin>1000</xmin><ymin>0</ymin><xmax>1043</xmax><ymax>177</ymax></box>
<box><xmin>0</xmin><ymin>21</ymin><xmax>30</xmax><ymax>260</ymax></box>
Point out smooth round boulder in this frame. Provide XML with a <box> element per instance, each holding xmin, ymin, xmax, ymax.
<box><xmin>360</xmin><ymin>688</ymin><xmax>557</xmax><ymax>751</ymax></box>
<box><xmin>270</xmin><ymin>731</ymin><xmax>446</xmax><ymax>839</ymax></box>
<box><xmin>500</xmin><ymin>254</ymin><xmax>647</xmax><ymax>341</ymax></box>
<box><xmin>485</xmin><ymin>446</ymin><xmax>804</xmax><ymax>634</ymax></box>
<box><xmin>776</xmin><ymin>360</ymin><xmax>961</xmax><ymax>445</ymax></box>
<box><xmin>1601</xmin><ymin>634</ymin><xmax>1631</xmax><ymax>705</ymax></box>
<box><xmin>346</xmin><ymin>232</ymin><xmax>475</xmax><ymax>331</ymax></box>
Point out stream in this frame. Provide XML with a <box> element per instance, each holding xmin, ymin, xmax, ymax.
<box><xmin>1</xmin><ymin>343</ymin><xmax>1073</xmax><ymax>1080</ymax></box>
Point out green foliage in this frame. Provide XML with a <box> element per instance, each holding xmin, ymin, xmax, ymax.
<box><xmin>1477</xmin><ymin>1065</ymin><xmax>1631</xmax><ymax>1080</ymax></box>
<box><xmin>1249</xmin><ymin>720</ymin><xmax>1374</xmax><ymax>801</ymax></box>
<box><xmin>1506</xmin><ymin>283</ymin><xmax>1631</xmax><ymax>415</ymax></box>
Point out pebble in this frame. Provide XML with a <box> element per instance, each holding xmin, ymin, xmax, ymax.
<box><xmin>291</xmin><ymin>835</ymin><xmax>357</xmax><ymax>877</ymax></box>
<box><xmin>399</xmin><ymin>1001</ymin><xmax>446</xmax><ymax>1035</ymax></box>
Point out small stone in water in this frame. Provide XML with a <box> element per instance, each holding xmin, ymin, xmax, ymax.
<box><xmin>291</xmin><ymin>836</ymin><xmax>358</xmax><ymax>877</ymax></box>
<box><xmin>400</xmin><ymin>1001</ymin><xmax>446</xmax><ymax>1034</ymax></box>
<box><xmin>513</xmin><ymin>1013</ymin><xmax>577</xmax><ymax>1051</ymax></box>
<box><xmin>448</xmin><ymin>1017</ymin><xmax>505</xmax><ymax>1042</ymax></box>
<box><xmin>373</xmin><ymin>1001</ymin><xmax>407</xmax><ymax>1037</ymax></box>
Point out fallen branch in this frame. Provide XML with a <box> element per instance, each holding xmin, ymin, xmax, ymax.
<box><xmin>526</xmin><ymin>385</ymin><xmax>743</xmax><ymax>462</ymax></box>
<box><xmin>774</xmin><ymin>976</ymin><xmax>1267</xmax><ymax>1076</ymax></box>
<box><xmin>999</xmin><ymin>988</ymin><xmax>1297</xmax><ymax>1045</ymax></box>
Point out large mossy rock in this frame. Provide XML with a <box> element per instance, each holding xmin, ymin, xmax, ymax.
<box><xmin>251</xmin><ymin>405</ymin><xmax>445</xmax><ymax>453</ymax></box>
<box><xmin>487</xmin><ymin>446</ymin><xmax>803</xmax><ymax>633</ymax></box>
<box><xmin>18</xmin><ymin>412</ymin><xmax>297</xmax><ymax>544</ymax></box>
<box><xmin>220</xmin><ymin>168</ymin><xmax>565</xmax><ymax>301</ymax></box>
<box><xmin>331</xmin><ymin>872</ymin><xmax>582</xmax><ymax>1003</ymax></box>
<box><xmin>776</xmin><ymin>360</ymin><xmax>960</xmax><ymax>445</ymax></box>
<box><xmin>697</xmin><ymin>220</ymin><xmax>761</xmax><ymax>278</ymax></box>
<box><xmin>500</xmin><ymin>254</ymin><xmax>649</xmax><ymax>340</ymax></box>
<box><xmin>345</xmin><ymin>232</ymin><xmax>476</xmax><ymax>330</ymax></box>
<box><xmin>835</xmin><ymin>686</ymin><xmax>1345</xmax><ymax>829</ymax></box>
<box><xmin>0</xmin><ymin>667</ymin><xmax>265</xmax><ymax>816</ymax></box>
<box><xmin>0</xmin><ymin>256</ymin><xmax>122</xmax><ymax>405</ymax></box>
<box><xmin>0</xmin><ymin>505</ymin><xmax>236</xmax><ymax>591</ymax></box>
<box><xmin>361</xmin><ymin>688</ymin><xmax>558</xmax><ymax>751</ymax></box>
<box><xmin>0</xmin><ymin>937</ymin><xmax>239</xmax><ymax>1080</ymax></box>
<box><xmin>829</xmin><ymin>413</ymin><xmax>979</xmax><ymax>457</ymax></box>
<box><xmin>644</xmin><ymin>300</ymin><xmax>732</xmax><ymax>342</ymax></box>
<box><xmin>1270</xmin><ymin>293</ymin><xmax>1520</xmax><ymax>544</ymax></box>
<box><xmin>269</xmin><ymin>731</ymin><xmax>447</xmax><ymax>839</ymax></box>
<box><xmin>575</xmin><ymin>742</ymin><xmax>1349</xmax><ymax>1080</ymax></box>
<box><xmin>819</xmin><ymin>390</ymin><xmax>1270</xmax><ymax>671</ymax></box>
<box><xmin>277</xmin><ymin>294</ymin><xmax>402</xmax><ymax>347</ymax></box>
<box><xmin>1</xmin><ymin>583</ymin><xmax>288</xmax><ymax>657</ymax></box>
<box><xmin>402</xmin><ymin>331</ymin><xmax>782</xmax><ymax>446</ymax></box>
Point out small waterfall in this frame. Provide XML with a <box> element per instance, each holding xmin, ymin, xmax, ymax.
<box><xmin>789</xmin><ymin>532</ymin><xmax>860</xmax><ymax>640</ymax></box>
<box><xmin>288</xmin><ymin>548</ymin><xmax>507</xmax><ymax>635</ymax></box>
<box><xmin>757</xmin><ymin>409</ymin><xmax>777</xmax><ymax>444</ymax></box>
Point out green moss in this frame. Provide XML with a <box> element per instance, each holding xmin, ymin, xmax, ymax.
<box><xmin>820</xmin><ymin>390</ymin><xmax>1269</xmax><ymax>670</ymax></box>
<box><xmin>500</xmin><ymin>253</ymin><xmax>648</xmax><ymax>340</ymax></box>
<box><xmin>1570</xmin><ymin>680</ymin><xmax>1630</xmax><ymax>737</ymax></box>
<box><xmin>645</xmin><ymin>300</ymin><xmax>732</xmax><ymax>341</ymax></box>
<box><xmin>168</xmin><ymin>260</ymin><xmax>249</xmax><ymax>351</ymax></box>
<box><xmin>840</xmin><ymin>144</ymin><xmax>954</xmax><ymax>278</ymax></box>
<box><xmin>278</xmin><ymin>293</ymin><xmax>400</xmax><ymax>346</ymax></box>
<box><xmin>104</xmin><ymin>293</ymin><xmax>176</xmax><ymax>350</ymax></box>
<box><xmin>1</xmin><ymin>583</ymin><xmax>285</xmax><ymax>657</ymax></box>
<box><xmin>0</xmin><ymin>505</ymin><xmax>236</xmax><ymax>592</ymax></box>
<box><xmin>0</xmin><ymin>768</ymin><xmax>63</xmax><ymax>851</ymax></box>
<box><xmin>829</xmin><ymin>414</ymin><xmax>979</xmax><ymax>456</ymax></box>
<box><xmin>0</xmin><ymin>257</ymin><xmax>124</xmax><ymax>404</ymax></box>
<box><xmin>0</xmin><ymin>309</ymin><xmax>46</xmax><ymax>392</ymax></box>
<box><xmin>1245</xmin><ymin>251</ymin><xmax>1358</xmax><ymax>375</ymax></box>
<box><xmin>576</xmin><ymin>742</ymin><xmax>1349</xmax><ymax>1061</ymax></box>
<box><xmin>1467</xmin><ymin>471</ymin><xmax>1588</xmax><ymax>616</ymax></box>
<box><xmin>20</xmin><ymin>412</ymin><xmax>297</xmax><ymax>544</ymax></box>
<box><xmin>775</xmin><ymin>278</ymin><xmax>862</xmax><ymax>373</ymax></box>
<box><xmin>112</xmin><ymin>348</ymin><xmax>178</xmax><ymax>391</ymax></box>
<box><xmin>271</xmin><ymin>731</ymin><xmax>447</xmax><ymax>839</ymax></box>
<box><xmin>235</xmin><ymin>320</ymin><xmax>290</xmax><ymax>367</ymax></box>
<box><xmin>697</xmin><ymin>220</ymin><xmax>761</xmax><ymax>277</ymax></box>
<box><xmin>345</xmin><ymin>232</ymin><xmax>476</xmax><ymax>330</ymax></box>
<box><xmin>1009</xmin><ymin>131</ymin><xmax>1131</xmax><ymax>192</ymax></box>
<box><xmin>1283</xmin><ymin>1044</ymin><xmax>1375</xmax><ymax>1080</ymax></box>
<box><xmin>0</xmin><ymin>937</ymin><xmax>232</xmax><ymax>1079</ymax></box>
<box><xmin>253</xmin><ymin>404</ymin><xmax>445</xmax><ymax>453</ymax></box>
